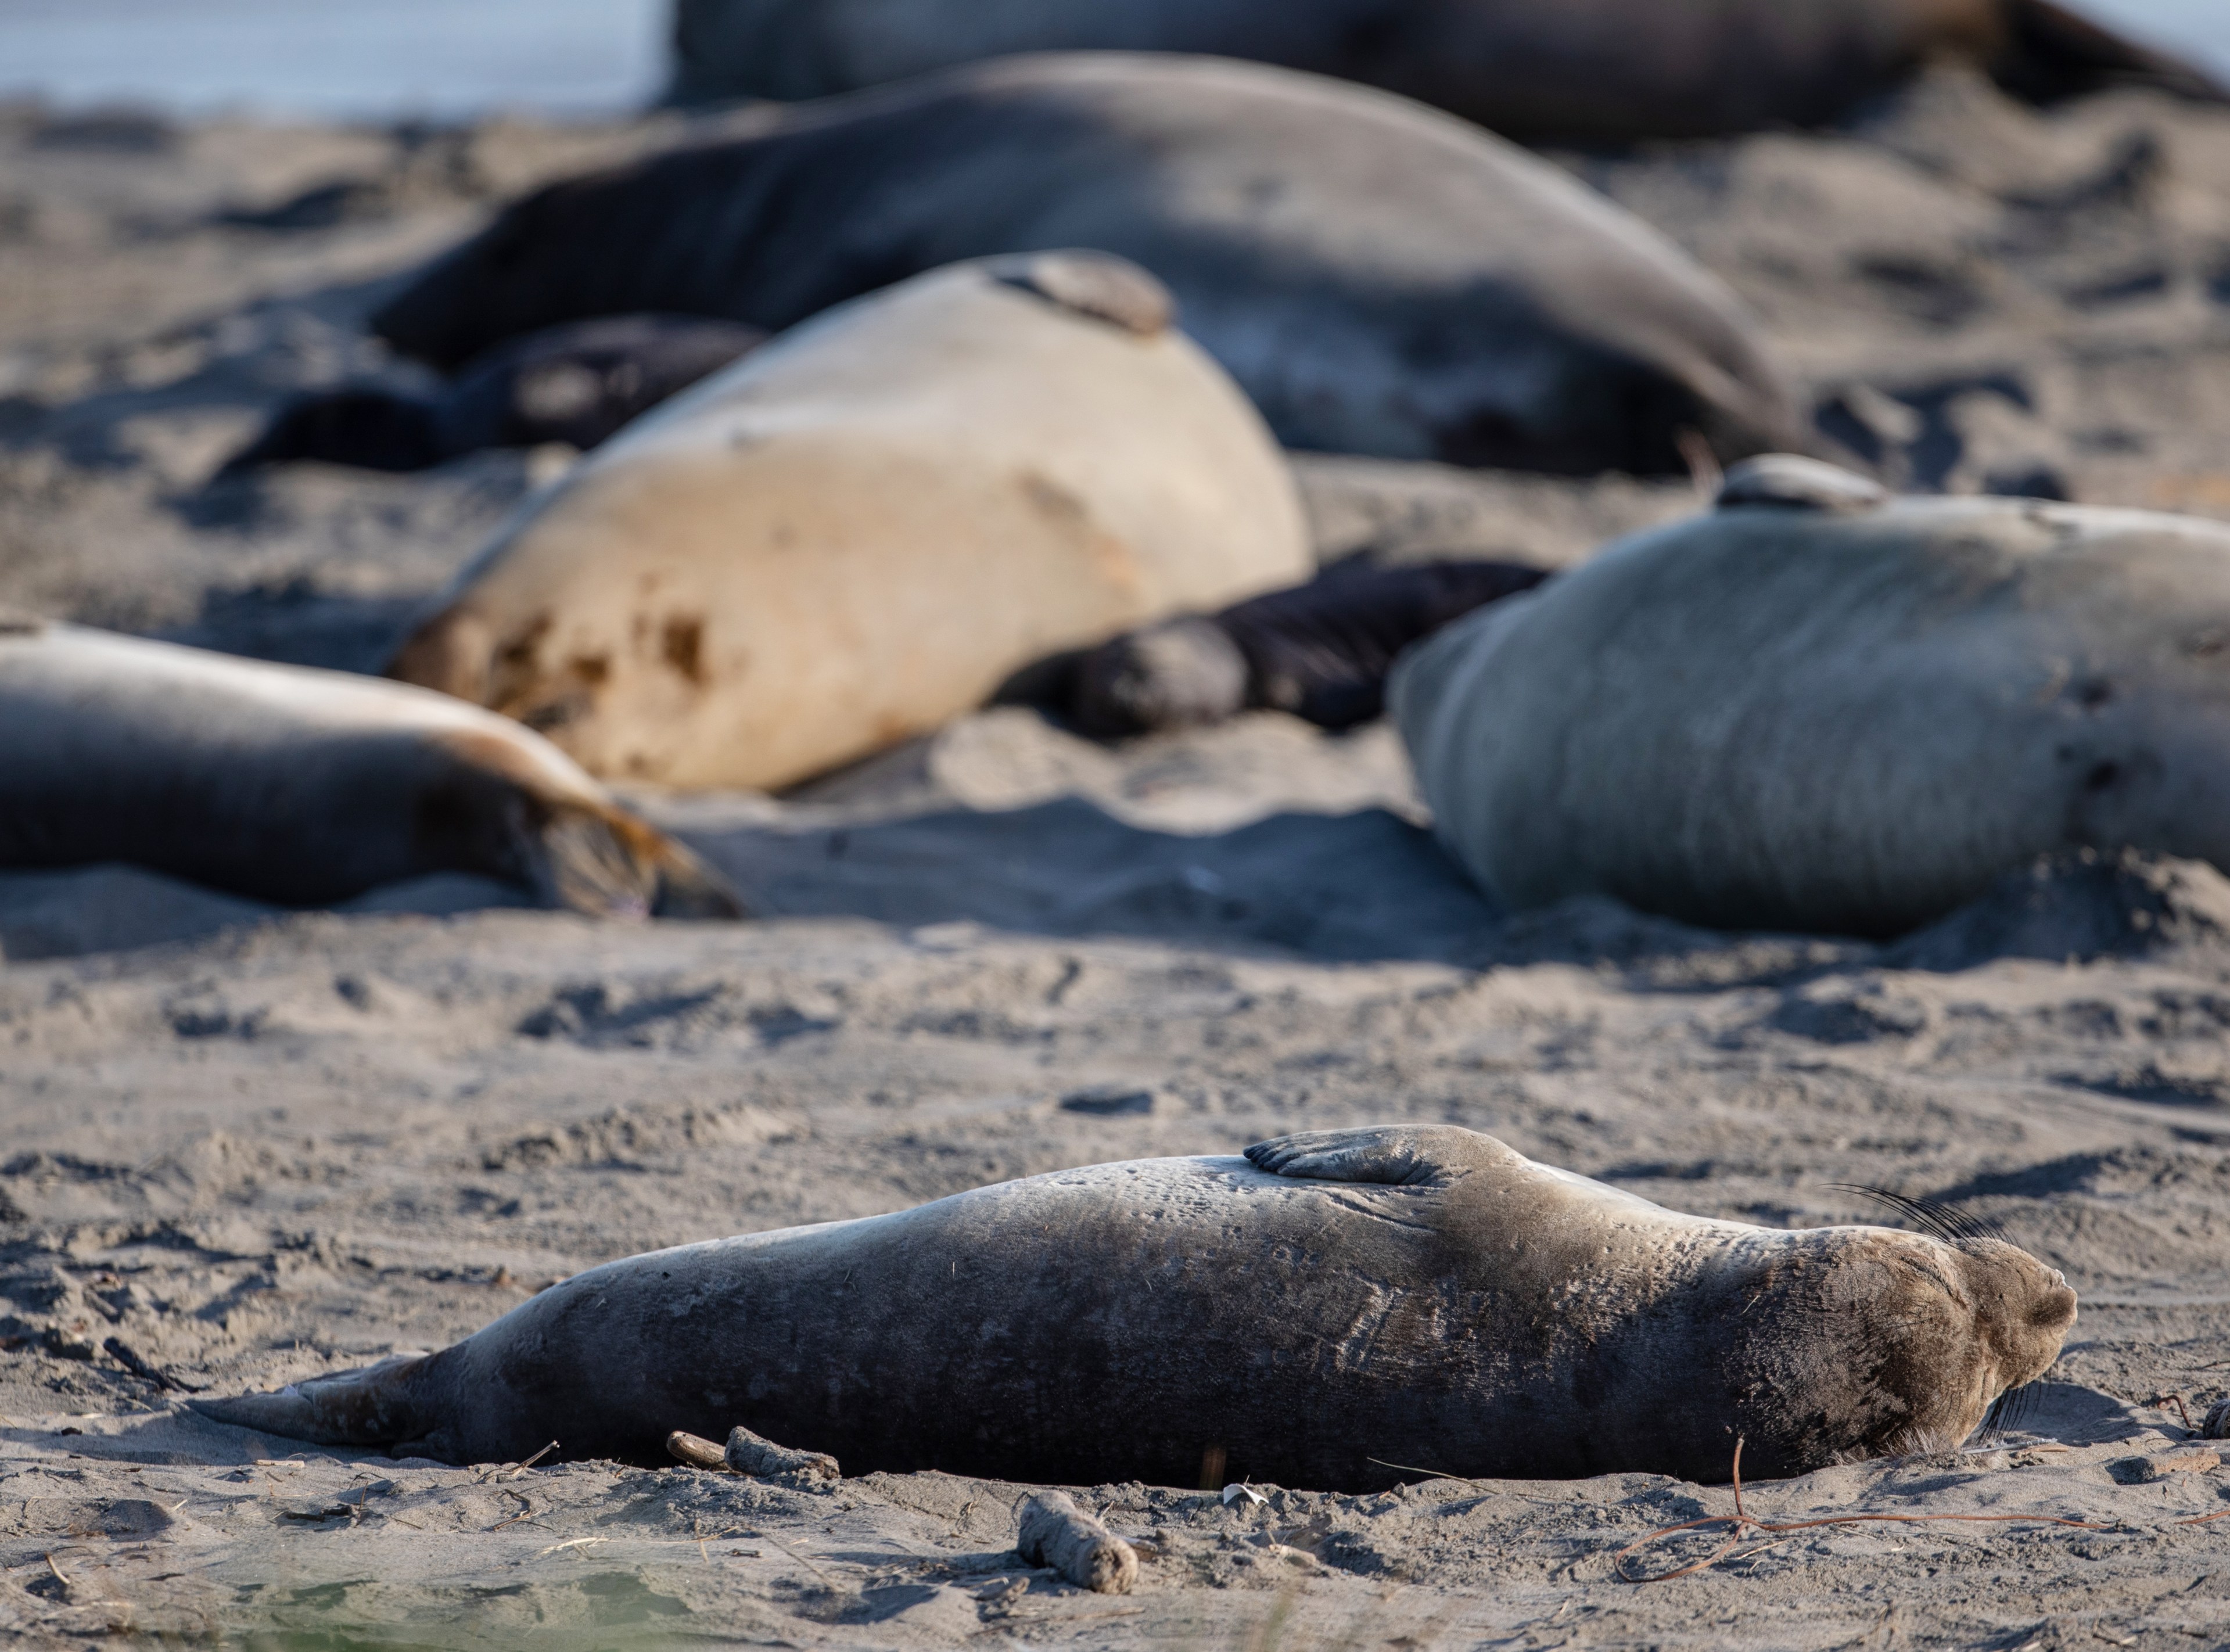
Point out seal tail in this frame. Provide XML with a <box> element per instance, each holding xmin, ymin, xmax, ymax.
<box><xmin>530</xmin><ymin>802</ymin><xmax>748</xmax><ymax>921</ymax></box>
<box><xmin>1994</xmin><ymin>0</ymin><xmax>2228</xmax><ymax>105</ymax></box>
<box><xmin>189</xmin><ymin>1356</ymin><xmax>432</xmax><ymax>1450</ymax></box>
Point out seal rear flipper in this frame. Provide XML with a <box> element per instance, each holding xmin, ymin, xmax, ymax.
<box><xmin>525</xmin><ymin>804</ymin><xmax>747</xmax><ymax>921</ymax></box>
<box><xmin>1244</xmin><ymin>1125</ymin><xmax>1510</xmax><ymax>1186</ymax></box>
<box><xmin>189</xmin><ymin>1355</ymin><xmax>433</xmax><ymax>1450</ymax></box>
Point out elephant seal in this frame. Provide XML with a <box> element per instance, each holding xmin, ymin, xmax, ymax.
<box><xmin>369</xmin><ymin>53</ymin><xmax>1804</xmax><ymax>475</ymax></box>
<box><xmin>218</xmin><ymin>315</ymin><xmax>765</xmax><ymax>476</ymax></box>
<box><xmin>1394</xmin><ymin>455</ymin><xmax>2230</xmax><ymax>937</ymax></box>
<box><xmin>1051</xmin><ymin>556</ymin><xmax>1549</xmax><ymax>735</ymax></box>
<box><xmin>667</xmin><ymin>0</ymin><xmax>2226</xmax><ymax>141</ymax></box>
<box><xmin>385</xmin><ymin>253</ymin><xmax>1312</xmax><ymax>791</ymax></box>
<box><xmin>0</xmin><ymin>616</ymin><xmax>740</xmax><ymax>918</ymax></box>
<box><xmin>193</xmin><ymin>1124</ymin><xmax>2076</xmax><ymax>1488</ymax></box>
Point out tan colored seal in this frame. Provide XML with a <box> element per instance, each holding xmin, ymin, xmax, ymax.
<box><xmin>0</xmin><ymin>617</ymin><xmax>739</xmax><ymax>918</ymax></box>
<box><xmin>1395</xmin><ymin>457</ymin><xmax>2230</xmax><ymax>935</ymax></box>
<box><xmin>195</xmin><ymin>1124</ymin><xmax>2074</xmax><ymax>1487</ymax></box>
<box><xmin>389</xmin><ymin>252</ymin><xmax>1311</xmax><ymax>791</ymax></box>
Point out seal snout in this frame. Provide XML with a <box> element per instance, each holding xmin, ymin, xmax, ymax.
<box><xmin>1957</xmin><ymin>1240</ymin><xmax>2077</xmax><ymax>1401</ymax></box>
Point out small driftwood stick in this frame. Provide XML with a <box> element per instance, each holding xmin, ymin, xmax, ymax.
<box><xmin>726</xmin><ymin>1424</ymin><xmax>841</xmax><ymax>1482</ymax></box>
<box><xmin>1016</xmin><ymin>1491</ymin><xmax>1139</xmax><ymax>1594</ymax></box>
<box><xmin>666</xmin><ymin>1430</ymin><xmax>730</xmax><ymax>1470</ymax></box>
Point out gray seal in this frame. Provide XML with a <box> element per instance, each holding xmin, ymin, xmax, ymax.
<box><xmin>0</xmin><ymin>617</ymin><xmax>740</xmax><ymax>918</ymax></box>
<box><xmin>1394</xmin><ymin>456</ymin><xmax>2230</xmax><ymax>936</ymax></box>
<box><xmin>667</xmin><ymin>0</ymin><xmax>2227</xmax><ymax>142</ymax></box>
<box><xmin>369</xmin><ymin>53</ymin><xmax>1804</xmax><ymax>475</ymax></box>
<box><xmin>195</xmin><ymin>1124</ymin><xmax>2074</xmax><ymax>1488</ymax></box>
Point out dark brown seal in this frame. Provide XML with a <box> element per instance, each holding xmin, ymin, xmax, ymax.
<box><xmin>194</xmin><ymin>1125</ymin><xmax>2074</xmax><ymax>1488</ymax></box>
<box><xmin>1049</xmin><ymin>557</ymin><xmax>1550</xmax><ymax>736</ymax></box>
<box><xmin>668</xmin><ymin>0</ymin><xmax>2227</xmax><ymax>142</ymax></box>
<box><xmin>368</xmin><ymin>54</ymin><xmax>1804</xmax><ymax>476</ymax></box>
<box><xmin>218</xmin><ymin>315</ymin><xmax>765</xmax><ymax>476</ymax></box>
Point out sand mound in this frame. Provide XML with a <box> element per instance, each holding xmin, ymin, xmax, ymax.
<box><xmin>1890</xmin><ymin>850</ymin><xmax>2230</xmax><ymax>971</ymax></box>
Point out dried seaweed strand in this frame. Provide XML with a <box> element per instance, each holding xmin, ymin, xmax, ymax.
<box><xmin>1615</xmin><ymin>1439</ymin><xmax>2117</xmax><ymax>1583</ymax></box>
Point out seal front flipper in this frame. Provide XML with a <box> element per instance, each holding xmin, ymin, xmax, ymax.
<box><xmin>1715</xmin><ymin>454</ymin><xmax>1887</xmax><ymax>514</ymax></box>
<box><xmin>1243</xmin><ymin>1125</ymin><xmax>1511</xmax><ymax>1186</ymax></box>
<box><xmin>191</xmin><ymin>1355</ymin><xmax>437</xmax><ymax>1452</ymax></box>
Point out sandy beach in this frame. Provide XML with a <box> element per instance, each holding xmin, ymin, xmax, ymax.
<box><xmin>3</xmin><ymin>58</ymin><xmax>2230</xmax><ymax>1647</ymax></box>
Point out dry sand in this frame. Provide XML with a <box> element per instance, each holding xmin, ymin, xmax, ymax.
<box><xmin>3</xmin><ymin>67</ymin><xmax>2230</xmax><ymax>1648</ymax></box>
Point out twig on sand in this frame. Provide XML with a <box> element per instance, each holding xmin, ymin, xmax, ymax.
<box><xmin>762</xmin><ymin>1534</ymin><xmax>833</xmax><ymax>1581</ymax></box>
<box><xmin>1614</xmin><ymin>1439</ymin><xmax>2118</xmax><ymax>1583</ymax></box>
<box><xmin>1366</xmin><ymin>1457</ymin><xmax>1485</xmax><ymax>1488</ymax></box>
<box><xmin>483</xmin><ymin>1441</ymin><xmax>558</xmax><ymax>1483</ymax></box>
<box><xmin>44</xmin><ymin>1553</ymin><xmax>70</xmax><ymax>1591</ymax></box>
<box><xmin>537</xmin><ymin>1536</ymin><xmax>609</xmax><ymax>1557</ymax></box>
<box><xmin>2147</xmin><ymin>1392</ymin><xmax>2197</xmax><ymax>1434</ymax></box>
<box><xmin>102</xmin><ymin>1338</ymin><xmax>207</xmax><ymax>1394</ymax></box>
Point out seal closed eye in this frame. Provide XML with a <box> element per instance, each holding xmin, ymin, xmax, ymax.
<box><xmin>195</xmin><ymin>1125</ymin><xmax>2073</xmax><ymax>1488</ymax></box>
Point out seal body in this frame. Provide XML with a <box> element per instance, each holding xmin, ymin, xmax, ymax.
<box><xmin>0</xmin><ymin>617</ymin><xmax>740</xmax><ymax>918</ymax></box>
<box><xmin>386</xmin><ymin>253</ymin><xmax>1312</xmax><ymax>791</ymax></box>
<box><xmin>371</xmin><ymin>53</ymin><xmax>1803</xmax><ymax>475</ymax></box>
<box><xmin>195</xmin><ymin>1125</ymin><xmax>2074</xmax><ymax>1488</ymax></box>
<box><xmin>667</xmin><ymin>0</ymin><xmax>2226</xmax><ymax>141</ymax></box>
<box><xmin>219</xmin><ymin>315</ymin><xmax>766</xmax><ymax>475</ymax></box>
<box><xmin>1393</xmin><ymin>457</ymin><xmax>2230</xmax><ymax>936</ymax></box>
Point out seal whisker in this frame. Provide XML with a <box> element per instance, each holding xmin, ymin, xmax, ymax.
<box><xmin>1826</xmin><ymin>1185</ymin><xmax>1998</xmax><ymax>1245</ymax></box>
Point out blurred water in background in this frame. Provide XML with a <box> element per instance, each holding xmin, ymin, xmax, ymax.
<box><xmin>2087</xmin><ymin>0</ymin><xmax>2230</xmax><ymax>81</ymax></box>
<box><xmin>0</xmin><ymin>0</ymin><xmax>666</xmax><ymax>121</ymax></box>
<box><xmin>0</xmin><ymin>0</ymin><xmax>2220</xmax><ymax>123</ymax></box>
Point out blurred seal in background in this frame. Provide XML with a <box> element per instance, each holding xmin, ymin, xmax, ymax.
<box><xmin>666</xmin><ymin>0</ymin><xmax>2227</xmax><ymax>142</ymax></box>
<box><xmin>1047</xmin><ymin>556</ymin><xmax>1551</xmax><ymax>736</ymax></box>
<box><xmin>370</xmin><ymin>53</ymin><xmax>1806</xmax><ymax>475</ymax></box>
<box><xmin>0</xmin><ymin>615</ymin><xmax>741</xmax><ymax>920</ymax></box>
<box><xmin>219</xmin><ymin>315</ymin><xmax>766</xmax><ymax>475</ymax></box>
<box><xmin>1395</xmin><ymin>455</ymin><xmax>2230</xmax><ymax>936</ymax></box>
<box><xmin>387</xmin><ymin>252</ymin><xmax>1313</xmax><ymax>792</ymax></box>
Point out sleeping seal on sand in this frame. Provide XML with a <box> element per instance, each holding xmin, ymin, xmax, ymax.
<box><xmin>666</xmin><ymin>0</ymin><xmax>2227</xmax><ymax>142</ymax></box>
<box><xmin>370</xmin><ymin>53</ymin><xmax>1803</xmax><ymax>474</ymax></box>
<box><xmin>0</xmin><ymin>616</ymin><xmax>740</xmax><ymax>918</ymax></box>
<box><xmin>194</xmin><ymin>1123</ymin><xmax>2076</xmax><ymax>1487</ymax></box>
<box><xmin>218</xmin><ymin>315</ymin><xmax>765</xmax><ymax>476</ymax></box>
<box><xmin>1394</xmin><ymin>455</ymin><xmax>2230</xmax><ymax>937</ymax></box>
<box><xmin>386</xmin><ymin>252</ymin><xmax>1312</xmax><ymax>792</ymax></box>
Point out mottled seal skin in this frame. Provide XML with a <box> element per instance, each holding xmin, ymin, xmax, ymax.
<box><xmin>193</xmin><ymin>1124</ymin><xmax>2075</xmax><ymax>1488</ymax></box>
<box><xmin>1062</xmin><ymin>557</ymin><xmax>1549</xmax><ymax>735</ymax></box>
<box><xmin>1394</xmin><ymin>455</ymin><xmax>2230</xmax><ymax>937</ymax></box>
<box><xmin>370</xmin><ymin>53</ymin><xmax>1803</xmax><ymax>475</ymax></box>
<box><xmin>218</xmin><ymin>315</ymin><xmax>765</xmax><ymax>476</ymax></box>
<box><xmin>0</xmin><ymin>617</ymin><xmax>741</xmax><ymax>919</ymax></box>
<box><xmin>667</xmin><ymin>0</ymin><xmax>2226</xmax><ymax>141</ymax></box>
<box><xmin>385</xmin><ymin>253</ymin><xmax>1310</xmax><ymax>792</ymax></box>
